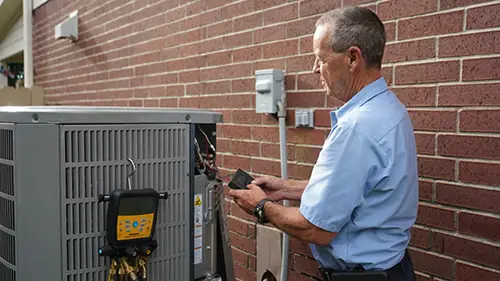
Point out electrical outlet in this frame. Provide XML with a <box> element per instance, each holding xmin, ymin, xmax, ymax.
<box><xmin>295</xmin><ymin>109</ymin><xmax>314</xmax><ymax>128</ymax></box>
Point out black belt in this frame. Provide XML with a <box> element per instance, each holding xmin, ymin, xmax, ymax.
<box><xmin>318</xmin><ymin>250</ymin><xmax>413</xmax><ymax>281</ymax></box>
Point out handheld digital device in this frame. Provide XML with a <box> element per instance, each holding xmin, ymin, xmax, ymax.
<box><xmin>97</xmin><ymin>158</ymin><xmax>169</xmax><ymax>281</ymax></box>
<box><xmin>228</xmin><ymin>168</ymin><xmax>254</xmax><ymax>190</ymax></box>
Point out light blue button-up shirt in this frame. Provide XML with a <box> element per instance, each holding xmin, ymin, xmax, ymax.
<box><xmin>299</xmin><ymin>77</ymin><xmax>419</xmax><ymax>271</ymax></box>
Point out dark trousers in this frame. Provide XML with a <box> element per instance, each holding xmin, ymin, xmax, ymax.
<box><xmin>319</xmin><ymin>250</ymin><xmax>416</xmax><ymax>281</ymax></box>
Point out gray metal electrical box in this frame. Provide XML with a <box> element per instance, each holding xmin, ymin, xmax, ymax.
<box><xmin>0</xmin><ymin>106</ymin><xmax>234</xmax><ymax>281</ymax></box>
<box><xmin>255</xmin><ymin>69</ymin><xmax>285</xmax><ymax>114</ymax></box>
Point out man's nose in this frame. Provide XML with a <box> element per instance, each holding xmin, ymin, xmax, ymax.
<box><xmin>312</xmin><ymin>58</ymin><xmax>320</xmax><ymax>73</ymax></box>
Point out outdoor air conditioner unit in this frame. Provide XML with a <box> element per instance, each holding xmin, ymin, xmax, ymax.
<box><xmin>0</xmin><ymin>106</ymin><xmax>233</xmax><ymax>281</ymax></box>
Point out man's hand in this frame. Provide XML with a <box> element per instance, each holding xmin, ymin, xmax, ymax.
<box><xmin>228</xmin><ymin>183</ymin><xmax>268</xmax><ymax>215</ymax></box>
<box><xmin>251</xmin><ymin>176</ymin><xmax>285</xmax><ymax>201</ymax></box>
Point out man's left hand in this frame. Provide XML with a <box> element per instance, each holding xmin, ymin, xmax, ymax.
<box><xmin>228</xmin><ymin>183</ymin><xmax>268</xmax><ymax>215</ymax></box>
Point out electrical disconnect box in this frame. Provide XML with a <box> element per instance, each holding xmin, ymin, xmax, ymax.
<box><xmin>255</xmin><ymin>69</ymin><xmax>285</xmax><ymax>114</ymax></box>
<box><xmin>0</xmin><ymin>106</ymin><xmax>233</xmax><ymax>281</ymax></box>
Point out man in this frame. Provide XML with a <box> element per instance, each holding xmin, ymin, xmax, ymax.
<box><xmin>228</xmin><ymin>6</ymin><xmax>418</xmax><ymax>281</ymax></box>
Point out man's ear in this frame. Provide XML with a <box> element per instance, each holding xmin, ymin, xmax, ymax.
<box><xmin>347</xmin><ymin>46</ymin><xmax>362</xmax><ymax>71</ymax></box>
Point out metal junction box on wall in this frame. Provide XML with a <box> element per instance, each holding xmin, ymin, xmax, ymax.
<box><xmin>0</xmin><ymin>106</ymin><xmax>233</xmax><ymax>281</ymax></box>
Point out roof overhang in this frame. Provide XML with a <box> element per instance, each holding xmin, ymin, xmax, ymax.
<box><xmin>0</xmin><ymin>0</ymin><xmax>22</xmax><ymax>43</ymax></box>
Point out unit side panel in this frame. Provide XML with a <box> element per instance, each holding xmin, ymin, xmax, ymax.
<box><xmin>60</xmin><ymin>124</ymin><xmax>190</xmax><ymax>281</ymax></box>
<box><xmin>0</xmin><ymin>123</ymin><xmax>15</xmax><ymax>281</ymax></box>
<box><xmin>14</xmin><ymin>124</ymin><xmax>62</xmax><ymax>281</ymax></box>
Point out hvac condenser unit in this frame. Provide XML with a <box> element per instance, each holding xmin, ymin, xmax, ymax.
<box><xmin>0</xmin><ymin>106</ymin><xmax>234</xmax><ymax>281</ymax></box>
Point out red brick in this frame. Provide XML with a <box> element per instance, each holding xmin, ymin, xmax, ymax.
<box><xmin>223</xmin><ymin>31</ymin><xmax>253</xmax><ymax>48</ymax></box>
<box><xmin>255</xmin><ymin>0</ymin><xmax>288</xmax><ymax>10</ymax></box>
<box><xmin>232</xmin><ymin>78</ymin><xmax>254</xmax><ymax>93</ymax></box>
<box><xmin>377</xmin><ymin>0</ymin><xmax>437</xmax><ymax>21</ymax></box>
<box><xmin>224</xmin><ymin>155</ymin><xmax>251</xmax><ymax>170</ymax></box>
<box><xmin>223</xmin><ymin>125</ymin><xmax>252</xmax><ymax>139</ymax></box>
<box><xmin>299</xmin><ymin>0</ymin><xmax>341</xmax><ymax>17</ymax></box>
<box><xmin>419</xmin><ymin>180</ymin><xmax>433</xmax><ymax>201</ymax></box>
<box><xmin>286</xmin><ymin>270</ymin><xmax>317</xmax><ymax>281</ymax></box>
<box><xmin>408</xmin><ymin>110</ymin><xmax>457</xmax><ymax>132</ymax></box>
<box><xmin>206</xmin><ymin>51</ymin><xmax>232</xmax><ymax>66</ymax></box>
<box><xmin>231</xmin><ymin>247</ymin><xmax>249</xmax><ymax>267</ymax></box>
<box><xmin>415</xmin><ymin>133</ymin><xmax>435</xmax><ymax>155</ymax></box>
<box><xmin>263</xmin><ymin>3</ymin><xmax>298</xmax><ymax>25</ymax></box>
<box><xmin>254</xmin><ymin>58</ymin><xmax>286</xmax><ymax>71</ymax></box>
<box><xmin>459</xmin><ymin>110</ymin><xmax>500</xmax><ymax>133</ymax></box>
<box><xmin>467</xmin><ymin>3</ymin><xmax>500</xmax><ymax>30</ymax></box>
<box><xmin>382</xmin><ymin>66</ymin><xmax>393</xmax><ymax>86</ymax></box>
<box><xmin>287</xmin><ymin>16</ymin><xmax>321</xmax><ymax>38</ymax></box>
<box><xmin>231</xmin><ymin>201</ymin><xmax>255</xmax><ymax>221</ymax></box>
<box><xmin>439</xmin><ymin>31</ymin><xmax>500</xmax><ymax>58</ymax></box>
<box><xmin>233</xmin><ymin>46</ymin><xmax>262</xmax><ymax>62</ymax></box>
<box><xmin>384</xmin><ymin>22</ymin><xmax>396</xmax><ymax>42</ymax></box>
<box><xmin>294</xmin><ymin>255</ymin><xmax>322</xmax><ymax>279</ymax></box>
<box><xmin>440</xmin><ymin>0</ymin><xmax>490</xmax><ymax>9</ymax></box>
<box><xmin>435</xmin><ymin>182</ymin><xmax>500</xmax><ymax>213</ymax></box>
<box><xmin>287</xmin><ymin>54</ymin><xmax>316</xmax><ymax>72</ymax></box>
<box><xmin>438</xmin><ymin>134</ymin><xmax>500</xmax><ymax>160</ymax></box>
<box><xmin>398</xmin><ymin>11</ymin><xmax>464</xmax><ymax>40</ymax></box>
<box><xmin>248</xmin><ymin>255</ymin><xmax>256</xmax><ymax>270</ymax></box>
<box><xmin>459</xmin><ymin>161</ymin><xmax>500</xmax><ymax>186</ymax></box>
<box><xmin>415</xmin><ymin>272</ymin><xmax>432</xmax><ymax>281</ymax></box>
<box><xmin>179</xmin><ymin>70</ymin><xmax>200</xmax><ymax>83</ymax></box>
<box><xmin>295</xmin><ymin>146</ymin><xmax>321</xmax><ymax>164</ymax></box>
<box><xmin>289</xmin><ymin>163</ymin><xmax>314</xmax><ymax>180</ymax></box>
<box><xmin>417</xmin><ymin>203</ymin><xmax>456</xmax><ymax>231</ymax></box>
<box><xmin>231</xmin><ymin>110</ymin><xmax>262</xmax><ymax>125</ymax></box>
<box><xmin>287</xmin><ymin>92</ymin><xmax>325</xmax><ymax>108</ymax></box>
<box><xmin>252</xmin><ymin>159</ymin><xmax>282</xmax><ymax>177</ymax></box>
<box><xmin>410</xmin><ymin>226</ymin><xmax>432</xmax><ymax>249</ymax></box>
<box><xmin>231</xmin><ymin>140</ymin><xmax>259</xmax><ymax>156</ymax></box>
<box><xmin>300</xmin><ymin>36</ymin><xmax>313</xmax><ymax>54</ymax></box>
<box><xmin>297</xmin><ymin>73</ymin><xmax>322</xmax><ymax>90</ymax></box>
<box><xmin>395</xmin><ymin>61</ymin><xmax>460</xmax><ymax>84</ymax></box>
<box><xmin>433</xmin><ymin>233</ymin><xmax>500</xmax><ymax>270</ymax></box>
<box><xmin>233</xmin><ymin>12</ymin><xmax>262</xmax><ymax>32</ymax></box>
<box><xmin>260</xmin><ymin>143</ymin><xmax>295</xmax><ymax>161</ymax></box>
<box><xmin>288</xmin><ymin>128</ymin><xmax>326</xmax><ymax>145</ymax></box>
<box><xmin>383</xmin><ymin>39</ymin><xmax>436</xmax><ymax>64</ymax></box>
<box><xmin>290</xmin><ymin>237</ymin><xmax>314</xmax><ymax>257</ymax></box>
<box><xmin>254</xmin><ymin>24</ymin><xmax>287</xmax><ymax>44</ymax></box>
<box><xmin>263</xmin><ymin>39</ymin><xmax>298</xmax><ymax>59</ymax></box>
<box><xmin>227</xmin><ymin>216</ymin><xmax>249</xmax><ymax>236</ymax></box>
<box><xmin>418</xmin><ymin>156</ymin><xmax>456</xmax><ymax>180</ymax></box>
<box><xmin>200</xmin><ymin>63</ymin><xmax>253</xmax><ymax>80</ymax></box>
<box><xmin>456</xmin><ymin>261</ymin><xmax>500</xmax><ymax>281</ymax></box>
<box><xmin>463</xmin><ymin>57</ymin><xmax>500</xmax><ymax>81</ymax></box>
<box><xmin>217</xmin><ymin>139</ymin><xmax>231</xmax><ymax>153</ymax></box>
<box><xmin>234</xmin><ymin>262</ymin><xmax>256</xmax><ymax>281</ymax></box>
<box><xmin>459</xmin><ymin>212</ymin><xmax>500</xmax><ymax>242</ymax></box>
<box><xmin>160</xmin><ymin>98</ymin><xmax>178</xmax><ymax>108</ymax></box>
<box><xmin>252</xmin><ymin>127</ymin><xmax>279</xmax><ymax>142</ymax></box>
<box><xmin>202</xmin><ymin>81</ymin><xmax>231</xmax><ymax>95</ymax></box>
<box><xmin>392</xmin><ymin>86</ymin><xmax>436</xmax><ymax>107</ymax></box>
<box><xmin>439</xmin><ymin>83</ymin><xmax>500</xmax><ymax>106</ymax></box>
<box><xmin>221</xmin><ymin>0</ymin><xmax>254</xmax><ymax>19</ymax></box>
<box><xmin>409</xmin><ymin>249</ymin><xmax>453</xmax><ymax>279</ymax></box>
<box><xmin>206</xmin><ymin>21</ymin><xmax>233</xmax><ymax>38</ymax></box>
<box><xmin>313</xmin><ymin>109</ymin><xmax>332</xmax><ymax>127</ymax></box>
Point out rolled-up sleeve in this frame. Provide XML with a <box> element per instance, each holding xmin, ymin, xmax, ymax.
<box><xmin>299</xmin><ymin>123</ymin><xmax>388</xmax><ymax>233</ymax></box>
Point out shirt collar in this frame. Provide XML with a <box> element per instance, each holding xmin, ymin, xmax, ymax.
<box><xmin>330</xmin><ymin>77</ymin><xmax>389</xmax><ymax>127</ymax></box>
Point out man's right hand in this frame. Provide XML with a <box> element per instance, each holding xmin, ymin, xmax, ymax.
<box><xmin>250</xmin><ymin>176</ymin><xmax>285</xmax><ymax>202</ymax></box>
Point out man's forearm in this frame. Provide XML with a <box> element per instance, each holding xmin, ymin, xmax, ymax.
<box><xmin>282</xmin><ymin>179</ymin><xmax>308</xmax><ymax>201</ymax></box>
<box><xmin>263</xmin><ymin>201</ymin><xmax>334</xmax><ymax>246</ymax></box>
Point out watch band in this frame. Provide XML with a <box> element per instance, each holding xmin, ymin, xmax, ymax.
<box><xmin>254</xmin><ymin>198</ymin><xmax>275</xmax><ymax>224</ymax></box>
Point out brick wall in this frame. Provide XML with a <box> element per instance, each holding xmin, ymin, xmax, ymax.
<box><xmin>32</xmin><ymin>0</ymin><xmax>500</xmax><ymax>280</ymax></box>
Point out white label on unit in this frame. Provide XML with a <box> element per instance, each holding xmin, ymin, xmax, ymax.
<box><xmin>194</xmin><ymin>193</ymin><xmax>203</xmax><ymax>264</ymax></box>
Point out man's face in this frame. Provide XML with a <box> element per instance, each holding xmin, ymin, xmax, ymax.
<box><xmin>312</xmin><ymin>24</ymin><xmax>350</xmax><ymax>101</ymax></box>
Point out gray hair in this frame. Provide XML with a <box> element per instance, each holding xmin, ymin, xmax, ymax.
<box><xmin>316</xmin><ymin>6</ymin><xmax>386</xmax><ymax>69</ymax></box>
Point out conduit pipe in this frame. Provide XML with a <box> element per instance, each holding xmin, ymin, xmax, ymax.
<box><xmin>276</xmin><ymin>100</ymin><xmax>289</xmax><ymax>281</ymax></box>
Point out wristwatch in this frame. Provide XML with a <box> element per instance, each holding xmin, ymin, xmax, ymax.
<box><xmin>253</xmin><ymin>198</ymin><xmax>275</xmax><ymax>224</ymax></box>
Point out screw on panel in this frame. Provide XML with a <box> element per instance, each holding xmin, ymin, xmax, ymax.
<box><xmin>32</xmin><ymin>114</ymin><xmax>39</xmax><ymax>122</ymax></box>
<box><xmin>185</xmin><ymin>114</ymin><xmax>191</xmax><ymax>121</ymax></box>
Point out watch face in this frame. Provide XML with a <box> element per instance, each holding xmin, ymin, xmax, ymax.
<box><xmin>254</xmin><ymin>207</ymin><xmax>265</xmax><ymax>223</ymax></box>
